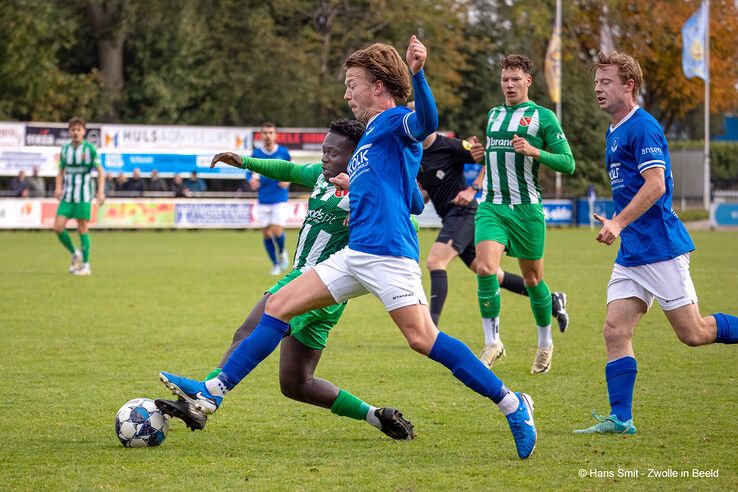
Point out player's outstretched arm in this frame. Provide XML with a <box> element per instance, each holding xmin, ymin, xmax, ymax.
<box><xmin>211</xmin><ymin>152</ymin><xmax>320</xmax><ymax>187</ymax></box>
<box><xmin>404</xmin><ymin>35</ymin><xmax>438</xmax><ymax>142</ymax></box>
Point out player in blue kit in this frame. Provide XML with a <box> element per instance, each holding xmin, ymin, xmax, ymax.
<box><xmin>160</xmin><ymin>36</ymin><xmax>537</xmax><ymax>459</ymax></box>
<box><xmin>575</xmin><ymin>52</ymin><xmax>738</xmax><ymax>435</ymax></box>
<box><xmin>251</xmin><ymin>123</ymin><xmax>292</xmax><ymax>275</ymax></box>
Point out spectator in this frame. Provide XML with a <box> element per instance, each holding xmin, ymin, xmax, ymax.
<box><xmin>115</xmin><ymin>173</ymin><xmax>128</xmax><ymax>192</ymax></box>
<box><xmin>183</xmin><ymin>171</ymin><xmax>207</xmax><ymax>193</ymax></box>
<box><xmin>124</xmin><ymin>168</ymin><xmax>145</xmax><ymax>196</ymax></box>
<box><xmin>148</xmin><ymin>169</ymin><xmax>168</xmax><ymax>192</ymax></box>
<box><xmin>172</xmin><ymin>174</ymin><xmax>192</xmax><ymax>198</ymax></box>
<box><xmin>10</xmin><ymin>170</ymin><xmax>30</xmax><ymax>197</ymax></box>
<box><xmin>104</xmin><ymin>174</ymin><xmax>116</xmax><ymax>195</ymax></box>
<box><xmin>27</xmin><ymin>166</ymin><xmax>46</xmax><ymax>197</ymax></box>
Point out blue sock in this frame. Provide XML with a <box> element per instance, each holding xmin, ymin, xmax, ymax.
<box><xmin>606</xmin><ymin>356</ymin><xmax>637</xmax><ymax>422</ymax></box>
<box><xmin>713</xmin><ymin>313</ymin><xmax>738</xmax><ymax>344</ymax></box>
<box><xmin>428</xmin><ymin>331</ymin><xmax>507</xmax><ymax>403</ymax></box>
<box><xmin>221</xmin><ymin>314</ymin><xmax>289</xmax><ymax>388</ymax></box>
<box><xmin>263</xmin><ymin>237</ymin><xmax>277</xmax><ymax>265</ymax></box>
<box><xmin>275</xmin><ymin>233</ymin><xmax>285</xmax><ymax>254</ymax></box>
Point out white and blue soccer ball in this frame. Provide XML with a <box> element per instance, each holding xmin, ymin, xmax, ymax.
<box><xmin>115</xmin><ymin>398</ymin><xmax>169</xmax><ymax>448</ymax></box>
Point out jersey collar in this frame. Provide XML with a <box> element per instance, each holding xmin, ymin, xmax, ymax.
<box><xmin>609</xmin><ymin>105</ymin><xmax>640</xmax><ymax>132</ymax></box>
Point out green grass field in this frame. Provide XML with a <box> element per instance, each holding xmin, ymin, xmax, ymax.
<box><xmin>1</xmin><ymin>228</ymin><xmax>736</xmax><ymax>491</ymax></box>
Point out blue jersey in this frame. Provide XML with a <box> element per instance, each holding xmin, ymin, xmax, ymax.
<box><xmin>347</xmin><ymin>70</ymin><xmax>438</xmax><ymax>261</ymax></box>
<box><xmin>605</xmin><ymin>106</ymin><xmax>694</xmax><ymax>266</ymax></box>
<box><xmin>252</xmin><ymin>145</ymin><xmax>291</xmax><ymax>204</ymax></box>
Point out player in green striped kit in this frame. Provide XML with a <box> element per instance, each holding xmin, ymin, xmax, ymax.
<box><xmin>475</xmin><ymin>55</ymin><xmax>575</xmax><ymax>374</ymax></box>
<box><xmin>53</xmin><ymin>117</ymin><xmax>105</xmax><ymax>276</ymax></box>
<box><xmin>155</xmin><ymin>119</ymin><xmax>415</xmax><ymax>439</ymax></box>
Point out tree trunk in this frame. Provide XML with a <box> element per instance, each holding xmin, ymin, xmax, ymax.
<box><xmin>86</xmin><ymin>1</ymin><xmax>128</xmax><ymax>122</ymax></box>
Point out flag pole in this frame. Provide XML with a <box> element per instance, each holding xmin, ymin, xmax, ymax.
<box><xmin>554</xmin><ymin>0</ymin><xmax>562</xmax><ymax>198</ymax></box>
<box><xmin>703</xmin><ymin>0</ymin><xmax>711</xmax><ymax>211</ymax></box>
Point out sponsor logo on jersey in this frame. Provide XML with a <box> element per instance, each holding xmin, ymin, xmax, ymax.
<box><xmin>348</xmin><ymin>143</ymin><xmax>372</xmax><ymax>175</ymax></box>
<box><xmin>487</xmin><ymin>138</ymin><xmax>513</xmax><ymax>149</ymax></box>
<box><xmin>334</xmin><ymin>189</ymin><xmax>348</xmax><ymax>197</ymax></box>
<box><xmin>435</xmin><ymin>170</ymin><xmax>446</xmax><ymax>180</ymax></box>
<box><xmin>519</xmin><ymin>116</ymin><xmax>532</xmax><ymax>127</ymax></box>
<box><xmin>556</xmin><ymin>132</ymin><xmax>566</xmax><ymax>141</ymax></box>
<box><xmin>641</xmin><ymin>146</ymin><xmax>663</xmax><ymax>155</ymax></box>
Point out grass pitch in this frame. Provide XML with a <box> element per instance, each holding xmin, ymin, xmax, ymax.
<box><xmin>0</xmin><ymin>228</ymin><xmax>736</xmax><ymax>491</ymax></box>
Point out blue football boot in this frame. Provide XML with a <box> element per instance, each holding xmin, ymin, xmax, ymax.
<box><xmin>159</xmin><ymin>372</ymin><xmax>223</xmax><ymax>415</ymax></box>
<box><xmin>505</xmin><ymin>392</ymin><xmax>537</xmax><ymax>459</ymax></box>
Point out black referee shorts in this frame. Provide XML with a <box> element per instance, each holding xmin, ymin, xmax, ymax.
<box><xmin>435</xmin><ymin>208</ymin><xmax>477</xmax><ymax>267</ymax></box>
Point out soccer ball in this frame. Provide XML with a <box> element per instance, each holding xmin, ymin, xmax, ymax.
<box><xmin>115</xmin><ymin>398</ymin><xmax>169</xmax><ymax>448</ymax></box>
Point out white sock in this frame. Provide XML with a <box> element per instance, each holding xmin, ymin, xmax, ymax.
<box><xmin>497</xmin><ymin>391</ymin><xmax>520</xmax><ymax>416</ymax></box>
<box><xmin>366</xmin><ymin>406</ymin><xmax>381</xmax><ymax>429</ymax></box>
<box><xmin>482</xmin><ymin>317</ymin><xmax>501</xmax><ymax>345</ymax></box>
<box><xmin>205</xmin><ymin>376</ymin><xmax>229</xmax><ymax>398</ymax></box>
<box><xmin>537</xmin><ymin>325</ymin><xmax>553</xmax><ymax>348</ymax></box>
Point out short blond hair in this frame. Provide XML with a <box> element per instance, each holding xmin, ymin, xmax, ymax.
<box><xmin>345</xmin><ymin>43</ymin><xmax>412</xmax><ymax>104</ymax></box>
<box><xmin>594</xmin><ymin>51</ymin><xmax>643</xmax><ymax>98</ymax></box>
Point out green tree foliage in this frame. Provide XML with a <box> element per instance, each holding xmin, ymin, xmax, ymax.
<box><xmin>1</xmin><ymin>0</ymin><xmax>735</xmax><ymax>194</ymax></box>
<box><xmin>0</xmin><ymin>0</ymin><xmax>107</xmax><ymax>121</ymax></box>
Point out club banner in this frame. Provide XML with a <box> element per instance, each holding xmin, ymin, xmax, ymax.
<box><xmin>253</xmin><ymin>129</ymin><xmax>328</xmax><ymax>152</ymax></box>
<box><xmin>0</xmin><ymin>123</ymin><xmax>25</xmax><ymax>147</ymax></box>
<box><xmin>25</xmin><ymin>123</ymin><xmax>101</xmax><ymax>148</ymax></box>
<box><xmin>102</xmin><ymin>153</ymin><xmax>246</xmax><ymax>177</ymax></box>
<box><xmin>100</xmin><ymin>125</ymin><xmax>253</xmax><ymax>153</ymax></box>
<box><xmin>0</xmin><ymin>198</ymin><xmax>309</xmax><ymax>229</ymax></box>
<box><xmin>0</xmin><ymin>149</ymin><xmax>59</xmax><ymax>176</ymax></box>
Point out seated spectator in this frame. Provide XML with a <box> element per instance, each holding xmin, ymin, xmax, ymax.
<box><xmin>148</xmin><ymin>169</ymin><xmax>168</xmax><ymax>192</ymax></box>
<box><xmin>183</xmin><ymin>171</ymin><xmax>207</xmax><ymax>193</ymax></box>
<box><xmin>10</xmin><ymin>170</ymin><xmax>30</xmax><ymax>197</ymax></box>
<box><xmin>115</xmin><ymin>173</ymin><xmax>128</xmax><ymax>192</ymax></box>
<box><xmin>27</xmin><ymin>166</ymin><xmax>45</xmax><ymax>197</ymax></box>
<box><xmin>124</xmin><ymin>168</ymin><xmax>145</xmax><ymax>196</ymax></box>
<box><xmin>172</xmin><ymin>175</ymin><xmax>192</xmax><ymax>198</ymax></box>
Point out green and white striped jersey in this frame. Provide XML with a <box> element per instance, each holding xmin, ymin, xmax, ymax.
<box><xmin>59</xmin><ymin>141</ymin><xmax>101</xmax><ymax>203</ymax></box>
<box><xmin>483</xmin><ymin>101</ymin><xmax>570</xmax><ymax>205</ymax></box>
<box><xmin>293</xmin><ymin>169</ymin><xmax>350</xmax><ymax>271</ymax></box>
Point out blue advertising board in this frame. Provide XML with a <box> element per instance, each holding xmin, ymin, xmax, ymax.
<box><xmin>101</xmin><ymin>153</ymin><xmax>246</xmax><ymax>177</ymax></box>
<box><xmin>542</xmin><ymin>199</ymin><xmax>574</xmax><ymax>225</ymax></box>
<box><xmin>576</xmin><ymin>199</ymin><xmax>616</xmax><ymax>226</ymax></box>
<box><xmin>711</xmin><ymin>202</ymin><xmax>738</xmax><ymax>227</ymax></box>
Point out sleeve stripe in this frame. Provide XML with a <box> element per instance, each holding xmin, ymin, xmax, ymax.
<box><xmin>638</xmin><ymin>159</ymin><xmax>665</xmax><ymax>170</ymax></box>
<box><xmin>639</xmin><ymin>162</ymin><xmax>666</xmax><ymax>174</ymax></box>
<box><xmin>402</xmin><ymin>112</ymin><xmax>419</xmax><ymax>142</ymax></box>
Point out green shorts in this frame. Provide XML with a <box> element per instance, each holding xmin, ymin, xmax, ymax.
<box><xmin>267</xmin><ymin>269</ymin><xmax>346</xmax><ymax>350</ymax></box>
<box><xmin>474</xmin><ymin>201</ymin><xmax>546</xmax><ymax>260</ymax></box>
<box><xmin>56</xmin><ymin>201</ymin><xmax>91</xmax><ymax>220</ymax></box>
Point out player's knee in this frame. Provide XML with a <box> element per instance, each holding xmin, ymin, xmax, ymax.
<box><xmin>476</xmin><ymin>261</ymin><xmax>497</xmax><ymax>277</ymax></box>
<box><xmin>523</xmin><ymin>273</ymin><xmax>542</xmax><ymax>287</ymax></box>
<box><xmin>675</xmin><ymin>329</ymin><xmax>706</xmax><ymax>347</ymax></box>
<box><xmin>426</xmin><ymin>256</ymin><xmax>445</xmax><ymax>271</ymax></box>
<box><xmin>53</xmin><ymin>225</ymin><xmax>64</xmax><ymax>234</ymax></box>
<box><xmin>279</xmin><ymin>378</ymin><xmax>305</xmax><ymax>401</ymax></box>
<box><xmin>404</xmin><ymin>329</ymin><xmax>434</xmax><ymax>355</ymax></box>
<box><xmin>265</xmin><ymin>293</ymin><xmax>290</xmax><ymax>318</ymax></box>
<box><xmin>603</xmin><ymin>319</ymin><xmax>629</xmax><ymax>346</ymax></box>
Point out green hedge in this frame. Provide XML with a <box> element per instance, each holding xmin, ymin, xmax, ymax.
<box><xmin>670</xmin><ymin>141</ymin><xmax>738</xmax><ymax>188</ymax></box>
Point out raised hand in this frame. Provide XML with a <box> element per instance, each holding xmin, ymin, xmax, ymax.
<box><xmin>406</xmin><ymin>35</ymin><xmax>427</xmax><ymax>75</ymax></box>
